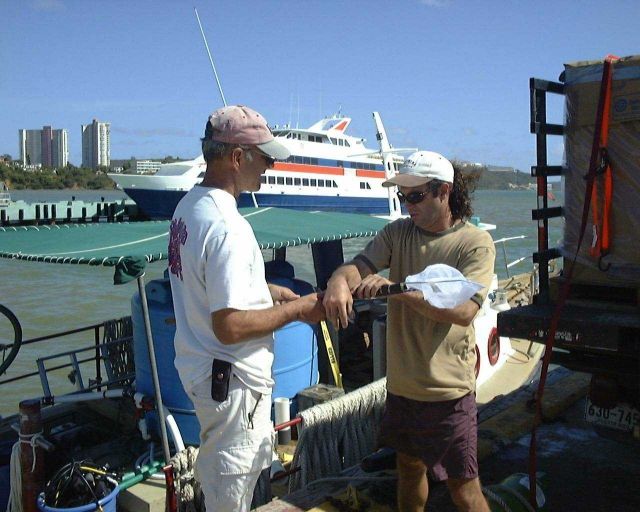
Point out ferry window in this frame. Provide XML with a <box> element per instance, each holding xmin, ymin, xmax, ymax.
<box><xmin>337</xmin><ymin>160</ymin><xmax>343</xmax><ymax>167</ymax></box>
<box><xmin>343</xmin><ymin>140</ymin><xmax>350</xmax><ymax>147</ymax></box>
<box><xmin>366</xmin><ymin>183</ymin><xmax>371</xmax><ymax>189</ymax></box>
<box><xmin>350</xmin><ymin>162</ymin><xmax>357</xmax><ymax>168</ymax></box>
<box><xmin>268</xmin><ymin>176</ymin><xmax>276</xmax><ymax>184</ymax></box>
<box><xmin>318</xmin><ymin>179</ymin><xmax>324</xmax><ymax>187</ymax></box>
<box><xmin>303</xmin><ymin>157</ymin><xmax>311</xmax><ymax>165</ymax></box>
<box><xmin>360</xmin><ymin>182</ymin><xmax>366</xmax><ymax>189</ymax></box>
<box><xmin>277</xmin><ymin>177</ymin><xmax>284</xmax><ymax>185</ymax></box>
<box><xmin>338</xmin><ymin>139</ymin><xmax>344</xmax><ymax>146</ymax></box>
<box><xmin>285</xmin><ymin>177</ymin><xmax>293</xmax><ymax>185</ymax></box>
<box><xmin>260</xmin><ymin>176</ymin><xmax>266</xmax><ymax>184</ymax></box>
<box><xmin>310</xmin><ymin>179</ymin><xmax>317</xmax><ymax>186</ymax></box>
<box><xmin>332</xmin><ymin>180</ymin><xmax>338</xmax><ymax>187</ymax></box>
<box><xmin>330</xmin><ymin>137</ymin><xmax>337</xmax><ymax>145</ymax></box>
<box><xmin>310</xmin><ymin>158</ymin><xmax>318</xmax><ymax>165</ymax></box>
<box><xmin>302</xmin><ymin>178</ymin><xmax>309</xmax><ymax>186</ymax></box>
<box><xmin>294</xmin><ymin>178</ymin><xmax>301</xmax><ymax>186</ymax></box>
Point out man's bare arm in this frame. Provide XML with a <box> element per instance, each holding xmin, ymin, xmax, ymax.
<box><xmin>323</xmin><ymin>259</ymin><xmax>373</xmax><ymax>329</ymax></box>
<box><xmin>212</xmin><ymin>293</ymin><xmax>325</xmax><ymax>345</ymax></box>
<box><xmin>394</xmin><ymin>291</ymin><xmax>480</xmax><ymax>326</ymax></box>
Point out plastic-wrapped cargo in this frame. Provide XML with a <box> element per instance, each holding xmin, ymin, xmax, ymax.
<box><xmin>562</xmin><ymin>55</ymin><xmax>640</xmax><ymax>285</ymax></box>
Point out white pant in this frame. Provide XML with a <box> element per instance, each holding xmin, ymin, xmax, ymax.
<box><xmin>189</xmin><ymin>374</ymin><xmax>274</xmax><ymax>512</ymax></box>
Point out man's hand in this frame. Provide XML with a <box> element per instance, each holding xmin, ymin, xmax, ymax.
<box><xmin>323</xmin><ymin>278</ymin><xmax>353</xmax><ymax>330</ymax></box>
<box><xmin>352</xmin><ymin>274</ymin><xmax>394</xmax><ymax>299</ymax></box>
<box><xmin>268</xmin><ymin>283</ymin><xmax>300</xmax><ymax>305</ymax></box>
<box><xmin>296</xmin><ymin>293</ymin><xmax>326</xmax><ymax>324</ymax></box>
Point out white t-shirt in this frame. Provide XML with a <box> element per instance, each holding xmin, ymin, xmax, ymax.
<box><xmin>168</xmin><ymin>186</ymin><xmax>274</xmax><ymax>395</ymax></box>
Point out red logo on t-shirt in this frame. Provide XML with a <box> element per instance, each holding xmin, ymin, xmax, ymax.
<box><xmin>169</xmin><ymin>218</ymin><xmax>188</xmax><ymax>280</ymax></box>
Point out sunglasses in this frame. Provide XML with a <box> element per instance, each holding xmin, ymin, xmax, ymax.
<box><xmin>396</xmin><ymin>189</ymin><xmax>429</xmax><ymax>205</ymax></box>
<box><xmin>252</xmin><ymin>148</ymin><xmax>275</xmax><ymax>168</ymax></box>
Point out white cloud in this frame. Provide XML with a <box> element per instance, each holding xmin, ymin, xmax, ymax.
<box><xmin>31</xmin><ymin>0</ymin><xmax>65</xmax><ymax>12</ymax></box>
<box><xmin>418</xmin><ymin>0</ymin><xmax>451</xmax><ymax>7</ymax></box>
<box><xmin>111</xmin><ymin>127</ymin><xmax>193</xmax><ymax>138</ymax></box>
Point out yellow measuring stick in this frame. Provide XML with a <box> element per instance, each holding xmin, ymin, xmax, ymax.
<box><xmin>320</xmin><ymin>320</ymin><xmax>343</xmax><ymax>389</ymax></box>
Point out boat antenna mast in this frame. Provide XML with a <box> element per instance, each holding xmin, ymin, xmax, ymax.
<box><xmin>194</xmin><ymin>7</ymin><xmax>227</xmax><ymax>107</ymax></box>
<box><xmin>194</xmin><ymin>8</ymin><xmax>260</xmax><ymax>207</ymax></box>
<box><xmin>373</xmin><ymin>112</ymin><xmax>401</xmax><ymax>218</ymax></box>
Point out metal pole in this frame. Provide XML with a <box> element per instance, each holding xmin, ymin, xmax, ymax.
<box><xmin>194</xmin><ymin>7</ymin><xmax>227</xmax><ymax>107</ymax></box>
<box><xmin>137</xmin><ymin>274</ymin><xmax>172</xmax><ymax>465</ymax></box>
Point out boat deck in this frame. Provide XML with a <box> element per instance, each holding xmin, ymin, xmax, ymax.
<box><xmin>256</xmin><ymin>367</ymin><xmax>591</xmax><ymax>511</ymax></box>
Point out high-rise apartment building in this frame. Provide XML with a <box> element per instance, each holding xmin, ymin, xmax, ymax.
<box><xmin>52</xmin><ymin>130</ymin><xmax>69</xmax><ymax>168</ymax></box>
<box><xmin>81</xmin><ymin>119</ymin><xmax>110</xmax><ymax>170</ymax></box>
<box><xmin>18</xmin><ymin>126</ymin><xmax>68</xmax><ymax>167</ymax></box>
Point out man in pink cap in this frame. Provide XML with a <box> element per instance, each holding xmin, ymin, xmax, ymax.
<box><xmin>168</xmin><ymin>105</ymin><xmax>325</xmax><ymax>511</ymax></box>
<box><xmin>323</xmin><ymin>151</ymin><xmax>494</xmax><ymax>512</ymax></box>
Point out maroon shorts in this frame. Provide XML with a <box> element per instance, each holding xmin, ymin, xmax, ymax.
<box><xmin>377</xmin><ymin>392</ymin><xmax>478</xmax><ymax>481</ymax></box>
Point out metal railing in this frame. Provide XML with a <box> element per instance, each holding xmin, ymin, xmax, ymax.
<box><xmin>0</xmin><ymin>316</ymin><xmax>134</xmax><ymax>399</ymax></box>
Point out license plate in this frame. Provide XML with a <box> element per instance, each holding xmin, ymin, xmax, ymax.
<box><xmin>585</xmin><ymin>399</ymin><xmax>640</xmax><ymax>432</ymax></box>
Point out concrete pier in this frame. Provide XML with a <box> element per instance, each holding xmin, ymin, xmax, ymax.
<box><xmin>0</xmin><ymin>198</ymin><xmax>142</xmax><ymax>226</ymax></box>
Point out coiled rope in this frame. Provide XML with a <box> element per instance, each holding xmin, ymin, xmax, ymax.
<box><xmin>6</xmin><ymin>430</ymin><xmax>44</xmax><ymax>512</ymax></box>
<box><xmin>169</xmin><ymin>446</ymin><xmax>204</xmax><ymax>512</ymax></box>
<box><xmin>288</xmin><ymin>378</ymin><xmax>387</xmax><ymax>493</ymax></box>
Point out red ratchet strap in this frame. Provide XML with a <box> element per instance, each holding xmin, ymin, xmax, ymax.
<box><xmin>527</xmin><ymin>54</ymin><xmax>619</xmax><ymax>508</ymax></box>
<box><xmin>589</xmin><ymin>55</ymin><xmax>619</xmax><ymax>270</ymax></box>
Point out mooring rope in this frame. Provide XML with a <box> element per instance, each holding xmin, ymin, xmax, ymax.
<box><xmin>169</xmin><ymin>446</ymin><xmax>204</xmax><ymax>512</ymax></box>
<box><xmin>288</xmin><ymin>378</ymin><xmax>387</xmax><ymax>493</ymax></box>
<box><xmin>6</xmin><ymin>430</ymin><xmax>44</xmax><ymax>512</ymax></box>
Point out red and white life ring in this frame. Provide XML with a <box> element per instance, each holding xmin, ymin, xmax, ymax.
<box><xmin>488</xmin><ymin>327</ymin><xmax>500</xmax><ymax>366</ymax></box>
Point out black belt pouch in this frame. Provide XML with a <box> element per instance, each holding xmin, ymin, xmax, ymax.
<box><xmin>211</xmin><ymin>359</ymin><xmax>232</xmax><ymax>402</ymax></box>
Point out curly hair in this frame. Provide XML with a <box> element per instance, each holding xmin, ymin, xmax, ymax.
<box><xmin>429</xmin><ymin>163</ymin><xmax>478</xmax><ymax>221</ymax></box>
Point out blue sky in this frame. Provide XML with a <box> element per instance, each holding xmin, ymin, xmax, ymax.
<box><xmin>1</xmin><ymin>0</ymin><xmax>637</xmax><ymax>171</ymax></box>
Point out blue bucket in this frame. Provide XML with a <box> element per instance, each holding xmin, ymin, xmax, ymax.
<box><xmin>37</xmin><ymin>484</ymin><xmax>119</xmax><ymax>512</ymax></box>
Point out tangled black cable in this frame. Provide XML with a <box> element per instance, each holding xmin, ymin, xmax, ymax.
<box><xmin>43</xmin><ymin>460</ymin><xmax>117</xmax><ymax>509</ymax></box>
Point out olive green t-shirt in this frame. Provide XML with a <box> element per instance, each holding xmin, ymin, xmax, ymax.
<box><xmin>356</xmin><ymin>218</ymin><xmax>495</xmax><ymax>402</ymax></box>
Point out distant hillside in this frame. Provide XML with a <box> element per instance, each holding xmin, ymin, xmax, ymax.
<box><xmin>456</xmin><ymin>162</ymin><xmax>536</xmax><ymax>190</ymax></box>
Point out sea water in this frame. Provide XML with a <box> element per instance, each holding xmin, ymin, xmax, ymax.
<box><xmin>0</xmin><ymin>189</ymin><xmax>562</xmax><ymax>416</ymax></box>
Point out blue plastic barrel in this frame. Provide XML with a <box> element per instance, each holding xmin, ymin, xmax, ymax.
<box><xmin>273</xmin><ymin>319</ymin><xmax>318</xmax><ymax>400</ymax></box>
<box><xmin>131</xmin><ymin>274</ymin><xmax>318</xmax><ymax>446</ymax></box>
<box><xmin>131</xmin><ymin>279</ymin><xmax>201</xmax><ymax>446</ymax></box>
<box><xmin>37</xmin><ymin>484</ymin><xmax>119</xmax><ymax>512</ymax></box>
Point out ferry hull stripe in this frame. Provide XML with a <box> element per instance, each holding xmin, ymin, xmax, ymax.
<box><xmin>275</xmin><ymin>163</ymin><xmax>344</xmax><ymax>175</ymax></box>
<box><xmin>356</xmin><ymin>170</ymin><xmax>386</xmax><ymax>178</ymax></box>
<box><xmin>123</xmin><ymin>188</ymin><xmax>395</xmax><ymax>219</ymax></box>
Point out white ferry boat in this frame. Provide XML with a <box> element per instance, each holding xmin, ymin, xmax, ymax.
<box><xmin>108</xmin><ymin>113</ymin><xmax>403</xmax><ymax>219</ymax></box>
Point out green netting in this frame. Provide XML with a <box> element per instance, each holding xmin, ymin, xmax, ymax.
<box><xmin>0</xmin><ymin>207</ymin><xmax>388</xmax><ymax>283</ymax></box>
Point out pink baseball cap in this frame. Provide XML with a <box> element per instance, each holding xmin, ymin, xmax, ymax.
<box><xmin>205</xmin><ymin>105</ymin><xmax>290</xmax><ymax>160</ymax></box>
